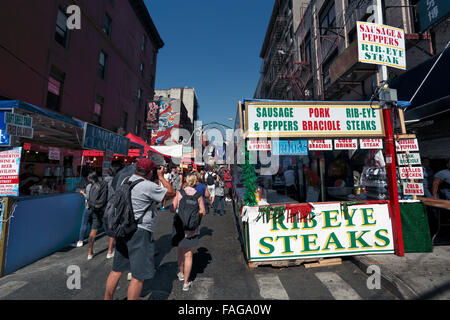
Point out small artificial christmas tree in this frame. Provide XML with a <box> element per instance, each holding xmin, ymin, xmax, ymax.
<box><xmin>243</xmin><ymin>149</ymin><xmax>258</xmax><ymax>206</ymax></box>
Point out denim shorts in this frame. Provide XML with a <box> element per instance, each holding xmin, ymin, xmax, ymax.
<box><xmin>90</xmin><ymin>209</ymin><xmax>104</xmax><ymax>230</ymax></box>
<box><xmin>112</xmin><ymin>228</ymin><xmax>155</xmax><ymax>281</ymax></box>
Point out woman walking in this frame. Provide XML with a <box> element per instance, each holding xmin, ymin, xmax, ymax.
<box><xmin>195</xmin><ymin>172</ymin><xmax>210</xmax><ymax>214</ymax></box>
<box><xmin>76</xmin><ymin>179</ymin><xmax>92</xmax><ymax>247</ymax></box>
<box><xmin>170</xmin><ymin>174</ymin><xmax>206</xmax><ymax>291</ymax></box>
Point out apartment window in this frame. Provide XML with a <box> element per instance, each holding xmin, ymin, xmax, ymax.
<box><xmin>121</xmin><ymin>111</ymin><xmax>128</xmax><ymax>131</ymax></box>
<box><xmin>93</xmin><ymin>95</ymin><xmax>103</xmax><ymax>126</ymax></box>
<box><xmin>149</xmin><ymin>75</ymin><xmax>154</xmax><ymax>88</ymax></box>
<box><xmin>136</xmin><ymin>120</ymin><xmax>142</xmax><ymax>136</ymax></box>
<box><xmin>303</xmin><ymin>36</ymin><xmax>311</xmax><ymax>63</ymax></box>
<box><xmin>320</xmin><ymin>2</ymin><xmax>336</xmax><ymax>38</ymax></box>
<box><xmin>141</xmin><ymin>34</ymin><xmax>146</xmax><ymax>52</ymax></box>
<box><xmin>140</xmin><ymin>63</ymin><xmax>145</xmax><ymax>77</ymax></box>
<box><xmin>322</xmin><ymin>50</ymin><xmax>338</xmax><ymax>89</ymax></box>
<box><xmin>348</xmin><ymin>27</ymin><xmax>357</xmax><ymax>44</ymax></box>
<box><xmin>98</xmin><ymin>51</ymin><xmax>107</xmax><ymax>79</ymax></box>
<box><xmin>55</xmin><ymin>9</ymin><xmax>69</xmax><ymax>48</ymax></box>
<box><xmin>103</xmin><ymin>14</ymin><xmax>112</xmax><ymax>37</ymax></box>
<box><xmin>138</xmin><ymin>88</ymin><xmax>142</xmax><ymax>107</ymax></box>
<box><xmin>152</xmin><ymin>50</ymin><xmax>157</xmax><ymax>65</ymax></box>
<box><xmin>46</xmin><ymin>67</ymin><xmax>65</xmax><ymax>111</ymax></box>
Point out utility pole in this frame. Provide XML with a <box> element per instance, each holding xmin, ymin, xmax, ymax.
<box><xmin>374</xmin><ymin>0</ymin><xmax>405</xmax><ymax>256</ymax></box>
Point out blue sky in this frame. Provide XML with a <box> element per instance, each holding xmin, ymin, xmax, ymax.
<box><xmin>144</xmin><ymin>0</ymin><xmax>274</xmax><ymax>127</ymax></box>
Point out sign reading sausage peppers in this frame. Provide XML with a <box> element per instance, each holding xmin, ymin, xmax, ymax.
<box><xmin>357</xmin><ymin>21</ymin><xmax>406</xmax><ymax>70</ymax></box>
<box><xmin>246</xmin><ymin>102</ymin><xmax>384</xmax><ymax>138</ymax></box>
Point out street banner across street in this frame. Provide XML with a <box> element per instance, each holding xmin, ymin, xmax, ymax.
<box><xmin>357</xmin><ymin>21</ymin><xmax>406</xmax><ymax>70</ymax></box>
<box><xmin>246</xmin><ymin>103</ymin><xmax>384</xmax><ymax>138</ymax></box>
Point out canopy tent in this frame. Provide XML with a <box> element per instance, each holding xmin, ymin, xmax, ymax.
<box><xmin>150</xmin><ymin>144</ymin><xmax>183</xmax><ymax>158</ymax></box>
<box><xmin>0</xmin><ymin>100</ymin><xmax>85</xmax><ymax>149</ymax></box>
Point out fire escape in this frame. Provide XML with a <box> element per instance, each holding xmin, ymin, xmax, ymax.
<box><xmin>268</xmin><ymin>15</ymin><xmax>288</xmax><ymax>99</ymax></box>
<box><xmin>284</xmin><ymin>2</ymin><xmax>313</xmax><ymax>100</ymax></box>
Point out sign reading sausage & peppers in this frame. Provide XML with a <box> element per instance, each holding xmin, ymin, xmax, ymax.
<box><xmin>357</xmin><ymin>21</ymin><xmax>406</xmax><ymax>70</ymax></box>
<box><xmin>246</xmin><ymin>102</ymin><xmax>384</xmax><ymax>138</ymax></box>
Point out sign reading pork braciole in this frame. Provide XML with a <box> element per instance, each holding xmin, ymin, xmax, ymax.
<box><xmin>245</xmin><ymin>203</ymin><xmax>394</xmax><ymax>261</ymax></box>
<box><xmin>245</xmin><ymin>102</ymin><xmax>384</xmax><ymax>138</ymax></box>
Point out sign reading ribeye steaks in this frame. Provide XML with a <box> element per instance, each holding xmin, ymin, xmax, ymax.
<box><xmin>360</xmin><ymin>138</ymin><xmax>383</xmax><ymax>149</ymax></box>
<box><xmin>245</xmin><ymin>202</ymin><xmax>394</xmax><ymax>261</ymax></box>
<box><xmin>246</xmin><ymin>103</ymin><xmax>384</xmax><ymax>138</ymax></box>
<box><xmin>308</xmin><ymin>140</ymin><xmax>333</xmax><ymax>151</ymax></box>
<box><xmin>399</xmin><ymin>166</ymin><xmax>424</xmax><ymax>180</ymax></box>
<box><xmin>357</xmin><ymin>21</ymin><xmax>406</xmax><ymax>70</ymax></box>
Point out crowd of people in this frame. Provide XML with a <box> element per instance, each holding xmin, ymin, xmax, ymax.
<box><xmin>75</xmin><ymin>160</ymin><xmax>233</xmax><ymax>299</ymax></box>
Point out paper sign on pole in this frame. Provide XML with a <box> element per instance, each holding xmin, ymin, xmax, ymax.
<box><xmin>395</xmin><ymin>139</ymin><xmax>419</xmax><ymax>152</ymax></box>
<box><xmin>397</xmin><ymin>153</ymin><xmax>421</xmax><ymax>166</ymax></box>
<box><xmin>360</xmin><ymin>138</ymin><xmax>383</xmax><ymax>149</ymax></box>
<box><xmin>308</xmin><ymin>140</ymin><xmax>333</xmax><ymax>151</ymax></box>
<box><xmin>334</xmin><ymin>139</ymin><xmax>358</xmax><ymax>150</ymax></box>
<box><xmin>402</xmin><ymin>182</ymin><xmax>424</xmax><ymax>196</ymax></box>
<box><xmin>48</xmin><ymin>147</ymin><xmax>60</xmax><ymax>161</ymax></box>
<box><xmin>399</xmin><ymin>167</ymin><xmax>424</xmax><ymax>180</ymax></box>
<box><xmin>357</xmin><ymin>21</ymin><xmax>406</xmax><ymax>70</ymax></box>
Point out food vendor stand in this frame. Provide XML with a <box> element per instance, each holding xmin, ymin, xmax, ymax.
<box><xmin>0</xmin><ymin>100</ymin><xmax>134</xmax><ymax>276</ymax></box>
<box><xmin>233</xmin><ymin>99</ymin><xmax>407</xmax><ymax>268</ymax></box>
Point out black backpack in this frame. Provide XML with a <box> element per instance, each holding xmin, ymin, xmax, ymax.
<box><xmin>88</xmin><ymin>180</ymin><xmax>109</xmax><ymax>210</ymax></box>
<box><xmin>177</xmin><ymin>190</ymin><xmax>201</xmax><ymax>231</ymax></box>
<box><xmin>206</xmin><ymin>173</ymin><xmax>215</xmax><ymax>186</ymax></box>
<box><xmin>103</xmin><ymin>178</ymin><xmax>150</xmax><ymax>239</ymax></box>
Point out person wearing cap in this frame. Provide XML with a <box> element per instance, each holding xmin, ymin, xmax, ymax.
<box><xmin>104</xmin><ymin>158</ymin><xmax>175</xmax><ymax>300</ymax></box>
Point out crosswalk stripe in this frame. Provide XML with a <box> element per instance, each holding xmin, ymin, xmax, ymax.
<box><xmin>192</xmin><ymin>277</ymin><xmax>214</xmax><ymax>300</ymax></box>
<box><xmin>255</xmin><ymin>274</ymin><xmax>289</xmax><ymax>300</ymax></box>
<box><xmin>0</xmin><ymin>281</ymin><xmax>28</xmax><ymax>299</ymax></box>
<box><xmin>315</xmin><ymin>272</ymin><xmax>362</xmax><ymax>300</ymax></box>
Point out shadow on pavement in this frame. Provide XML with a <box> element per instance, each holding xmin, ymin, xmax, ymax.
<box><xmin>190</xmin><ymin>247</ymin><xmax>212</xmax><ymax>281</ymax></box>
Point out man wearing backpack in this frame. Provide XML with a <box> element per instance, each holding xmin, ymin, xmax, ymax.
<box><xmin>104</xmin><ymin>158</ymin><xmax>175</xmax><ymax>300</ymax></box>
<box><xmin>86</xmin><ymin>172</ymin><xmax>111</xmax><ymax>260</ymax></box>
<box><xmin>205</xmin><ymin>167</ymin><xmax>216</xmax><ymax>208</ymax></box>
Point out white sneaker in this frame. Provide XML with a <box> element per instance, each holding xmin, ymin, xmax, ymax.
<box><xmin>182</xmin><ymin>282</ymin><xmax>192</xmax><ymax>291</ymax></box>
<box><xmin>127</xmin><ymin>272</ymin><xmax>132</xmax><ymax>281</ymax></box>
<box><xmin>76</xmin><ymin>241</ymin><xmax>84</xmax><ymax>247</ymax></box>
<box><xmin>87</xmin><ymin>253</ymin><xmax>94</xmax><ymax>260</ymax></box>
<box><xmin>106</xmin><ymin>252</ymin><xmax>115</xmax><ymax>259</ymax></box>
<box><xmin>177</xmin><ymin>272</ymin><xmax>184</xmax><ymax>281</ymax></box>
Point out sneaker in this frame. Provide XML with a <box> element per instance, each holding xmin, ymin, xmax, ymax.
<box><xmin>177</xmin><ymin>272</ymin><xmax>184</xmax><ymax>281</ymax></box>
<box><xmin>182</xmin><ymin>282</ymin><xmax>192</xmax><ymax>291</ymax></box>
<box><xmin>87</xmin><ymin>253</ymin><xmax>94</xmax><ymax>260</ymax></box>
<box><xmin>76</xmin><ymin>241</ymin><xmax>84</xmax><ymax>247</ymax></box>
<box><xmin>106</xmin><ymin>251</ymin><xmax>115</xmax><ymax>259</ymax></box>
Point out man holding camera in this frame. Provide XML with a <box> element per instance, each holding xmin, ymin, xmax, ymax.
<box><xmin>104</xmin><ymin>158</ymin><xmax>175</xmax><ymax>300</ymax></box>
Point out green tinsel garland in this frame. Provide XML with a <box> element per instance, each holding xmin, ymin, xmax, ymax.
<box><xmin>256</xmin><ymin>205</ymin><xmax>286</xmax><ymax>223</ymax></box>
<box><xmin>243</xmin><ymin>148</ymin><xmax>258</xmax><ymax>206</ymax></box>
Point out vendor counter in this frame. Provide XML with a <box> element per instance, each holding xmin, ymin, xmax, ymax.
<box><xmin>233</xmin><ymin>187</ymin><xmax>396</xmax><ymax>263</ymax></box>
<box><xmin>2</xmin><ymin>192</ymin><xmax>85</xmax><ymax>275</ymax></box>
<box><xmin>233</xmin><ymin>187</ymin><xmax>433</xmax><ymax>265</ymax></box>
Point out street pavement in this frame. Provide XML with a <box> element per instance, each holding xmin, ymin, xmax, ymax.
<box><xmin>0</xmin><ymin>200</ymin><xmax>411</xmax><ymax>300</ymax></box>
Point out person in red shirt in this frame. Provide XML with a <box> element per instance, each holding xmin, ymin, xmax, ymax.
<box><xmin>224</xmin><ymin>169</ymin><xmax>232</xmax><ymax>201</ymax></box>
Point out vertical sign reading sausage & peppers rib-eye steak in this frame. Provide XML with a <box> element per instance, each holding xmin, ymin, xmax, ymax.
<box><xmin>246</xmin><ymin>102</ymin><xmax>384</xmax><ymax>138</ymax></box>
<box><xmin>357</xmin><ymin>21</ymin><xmax>406</xmax><ymax>70</ymax></box>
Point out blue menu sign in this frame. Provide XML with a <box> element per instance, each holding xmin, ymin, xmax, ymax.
<box><xmin>82</xmin><ymin>123</ymin><xmax>130</xmax><ymax>156</ymax></box>
<box><xmin>272</xmin><ymin>140</ymin><xmax>308</xmax><ymax>156</ymax></box>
